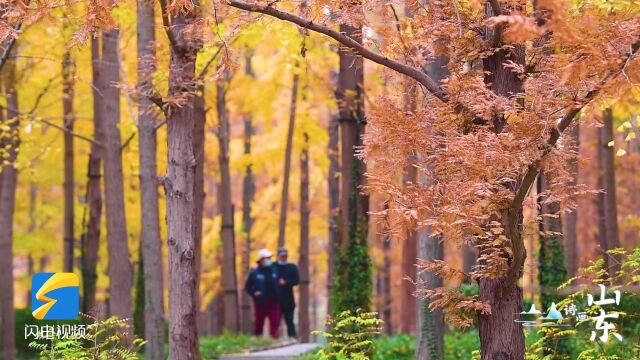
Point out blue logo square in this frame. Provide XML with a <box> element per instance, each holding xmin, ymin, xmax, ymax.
<box><xmin>31</xmin><ymin>272</ymin><xmax>79</xmax><ymax>320</ymax></box>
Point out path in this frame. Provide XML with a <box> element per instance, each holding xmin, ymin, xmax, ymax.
<box><xmin>219</xmin><ymin>343</ymin><xmax>319</xmax><ymax>360</ymax></box>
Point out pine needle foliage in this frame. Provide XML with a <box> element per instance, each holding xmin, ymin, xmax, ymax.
<box><xmin>314</xmin><ymin>310</ymin><xmax>383</xmax><ymax>360</ymax></box>
<box><xmin>29</xmin><ymin>316</ymin><xmax>145</xmax><ymax>360</ymax></box>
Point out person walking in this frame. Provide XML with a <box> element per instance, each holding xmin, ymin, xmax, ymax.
<box><xmin>245</xmin><ymin>249</ymin><xmax>281</xmax><ymax>338</ymax></box>
<box><xmin>273</xmin><ymin>246</ymin><xmax>299</xmax><ymax>338</ymax></box>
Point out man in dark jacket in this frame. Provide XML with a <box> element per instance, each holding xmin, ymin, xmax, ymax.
<box><xmin>273</xmin><ymin>247</ymin><xmax>299</xmax><ymax>338</ymax></box>
<box><xmin>245</xmin><ymin>249</ymin><xmax>281</xmax><ymax>338</ymax></box>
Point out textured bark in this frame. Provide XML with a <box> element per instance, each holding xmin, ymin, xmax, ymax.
<box><xmin>478</xmin><ymin>4</ymin><xmax>527</xmax><ymax>355</ymax></box>
<box><xmin>600</xmin><ymin>108</ymin><xmax>622</xmax><ymax>276</ymax></box>
<box><xmin>0</xmin><ymin>60</ymin><xmax>19</xmax><ymax>360</ymax></box>
<box><xmin>299</xmin><ymin>131</ymin><xmax>311</xmax><ymax>342</ymax></box>
<box><xmin>137</xmin><ymin>0</ymin><xmax>164</xmax><ymax>357</ymax></box>
<box><xmin>401</xmin><ymin>154</ymin><xmax>417</xmax><ymax>333</ymax></box>
<box><xmin>216</xmin><ymin>76</ymin><xmax>240</xmax><ymax>332</ymax></box>
<box><xmin>164</xmin><ymin>5</ymin><xmax>203</xmax><ymax>357</ymax></box>
<box><xmin>562</xmin><ymin>124</ymin><xmax>579</xmax><ymax>277</ymax></box>
<box><xmin>82</xmin><ymin>35</ymin><xmax>104</xmax><ymax>314</ymax></box>
<box><xmin>277</xmin><ymin>68</ymin><xmax>300</xmax><ymax>248</ymax></box>
<box><xmin>415</xmin><ymin>230</ymin><xmax>444</xmax><ymax>360</ymax></box>
<box><xmin>332</xmin><ymin>23</ymin><xmax>371</xmax><ymax>312</ymax></box>
<box><xmin>62</xmin><ymin>50</ymin><xmax>76</xmax><ymax>273</ymax></box>
<box><xmin>381</xmin><ymin>230</ymin><xmax>392</xmax><ymax>335</ymax></box>
<box><xmin>326</xmin><ymin>114</ymin><xmax>339</xmax><ymax>315</ymax></box>
<box><xmin>240</xmin><ymin>53</ymin><xmax>255</xmax><ymax>334</ymax></box>
<box><xmin>193</xmin><ymin>86</ymin><xmax>205</xmax><ymax>308</ymax></box>
<box><xmin>101</xmin><ymin>29</ymin><xmax>133</xmax><ymax>320</ymax></box>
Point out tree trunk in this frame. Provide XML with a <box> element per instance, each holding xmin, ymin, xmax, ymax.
<box><xmin>600</xmin><ymin>108</ymin><xmax>622</xmax><ymax>276</ymax></box>
<box><xmin>478</xmin><ymin>7</ymin><xmax>527</xmax><ymax>355</ymax></box>
<box><xmin>165</xmin><ymin>8</ymin><xmax>202</xmax><ymax>358</ymax></box>
<box><xmin>62</xmin><ymin>50</ymin><xmax>76</xmax><ymax>273</ymax></box>
<box><xmin>137</xmin><ymin>0</ymin><xmax>164</xmax><ymax>357</ymax></box>
<box><xmin>326</xmin><ymin>114</ymin><xmax>339</xmax><ymax>315</ymax></box>
<box><xmin>332</xmin><ymin>23</ymin><xmax>371</xmax><ymax>312</ymax></box>
<box><xmin>194</xmin><ymin>86</ymin><xmax>205</xmax><ymax>309</ymax></box>
<box><xmin>240</xmin><ymin>52</ymin><xmax>255</xmax><ymax>335</ymax></box>
<box><xmin>415</xmin><ymin>229</ymin><xmax>444</xmax><ymax>360</ymax></box>
<box><xmin>82</xmin><ymin>34</ymin><xmax>104</xmax><ymax>315</ymax></box>
<box><xmin>562</xmin><ymin>123</ymin><xmax>579</xmax><ymax>277</ymax></box>
<box><xmin>0</xmin><ymin>58</ymin><xmax>18</xmax><ymax>360</ymax></box>
<box><xmin>216</xmin><ymin>75</ymin><xmax>240</xmax><ymax>332</ymax></box>
<box><xmin>277</xmin><ymin>67</ymin><xmax>300</xmax><ymax>248</ymax></box>
<box><xmin>401</xmin><ymin>154</ymin><xmax>417</xmax><ymax>333</ymax></box>
<box><xmin>101</xmin><ymin>28</ymin><xmax>133</xmax><ymax>320</ymax></box>
<box><xmin>381</xmin><ymin>230</ymin><xmax>392</xmax><ymax>335</ymax></box>
<box><xmin>299</xmin><ymin>129</ymin><xmax>311</xmax><ymax>342</ymax></box>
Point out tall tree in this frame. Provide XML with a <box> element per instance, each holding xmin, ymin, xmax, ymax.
<box><xmin>82</xmin><ymin>34</ymin><xmax>104</xmax><ymax>314</ymax></box>
<box><xmin>137</xmin><ymin>0</ymin><xmax>164</xmax><ymax>357</ymax></box>
<box><xmin>600</xmin><ymin>108</ymin><xmax>622</xmax><ymax>275</ymax></box>
<box><xmin>240</xmin><ymin>53</ymin><xmax>255</xmax><ymax>334</ymax></box>
<box><xmin>161</xmin><ymin>0</ymin><xmax>203</xmax><ymax>356</ymax></box>
<box><xmin>101</xmin><ymin>28</ymin><xmax>133</xmax><ymax>320</ymax></box>
<box><xmin>62</xmin><ymin>49</ymin><xmax>76</xmax><ymax>273</ymax></box>
<box><xmin>277</xmin><ymin>63</ymin><xmax>300</xmax><ymax>248</ymax></box>
<box><xmin>0</xmin><ymin>55</ymin><xmax>18</xmax><ymax>360</ymax></box>
<box><xmin>326</xmin><ymin>114</ymin><xmax>339</xmax><ymax>315</ymax></box>
<box><xmin>562</xmin><ymin>124</ymin><xmax>579</xmax><ymax>277</ymax></box>
<box><xmin>332</xmin><ymin>22</ymin><xmax>371</xmax><ymax>312</ymax></box>
<box><xmin>299</xmin><ymin>123</ymin><xmax>311</xmax><ymax>342</ymax></box>
<box><xmin>216</xmin><ymin>72</ymin><xmax>240</xmax><ymax>332</ymax></box>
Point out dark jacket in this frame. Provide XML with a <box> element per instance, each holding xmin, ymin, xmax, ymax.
<box><xmin>245</xmin><ymin>265</ymin><xmax>280</xmax><ymax>305</ymax></box>
<box><xmin>273</xmin><ymin>262</ymin><xmax>299</xmax><ymax>309</ymax></box>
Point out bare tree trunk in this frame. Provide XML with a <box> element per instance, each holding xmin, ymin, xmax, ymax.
<box><xmin>101</xmin><ymin>29</ymin><xmax>133</xmax><ymax>320</ymax></box>
<box><xmin>277</xmin><ymin>67</ymin><xmax>300</xmax><ymax>248</ymax></box>
<box><xmin>82</xmin><ymin>35</ymin><xmax>104</xmax><ymax>314</ymax></box>
<box><xmin>62</xmin><ymin>50</ymin><xmax>76</xmax><ymax>273</ymax></box>
<box><xmin>0</xmin><ymin>59</ymin><xmax>19</xmax><ymax>360</ymax></box>
<box><xmin>137</xmin><ymin>1</ymin><xmax>164</xmax><ymax>357</ymax></box>
<box><xmin>216</xmin><ymin>74</ymin><xmax>240</xmax><ymax>332</ymax></box>
<box><xmin>299</xmin><ymin>129</ymin><xmax>311</xmax><ymax>342</ymax></box>
<box><xmin>562</xmin><ymin>124</ymin><xmax>579</xmax><ymax>277</ymax></box>
<box><xmin>600</xmin><ymin>108</ymin><xmax>622</xmax><ymax>276</ymax></box>
<box><xmin>164</xmin><ymin>7</ymin><xmax>202</xmax><ymax>358</ymax></box>
<box><xmin>381</xmin><ymin>230</ymin><xmax>392</xmax><ymax>335</ymax></box>
<box><xmin>240</xmin><ymin>52</ymin><xmax>255</xmax><ymax>335</ymax></box>
<box><xmin>194</xmin><ymin>87</ymin><xmax>205</xmax><ymax>308</ymax></box>
<box><xmin>326</xmin><ymin>114</ymin><xmax>339</xmax><ymax>315</ymax></box>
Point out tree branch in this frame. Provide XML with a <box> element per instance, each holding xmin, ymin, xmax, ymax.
<box><xmin>512</xmin><ymin>38</ymin><xmax>640</xmax><ymax>211</ymax></box>
<box><xmin>159</xmin><ymin>0</ymin><xmax>178</xmax><ymax>50</ymax></box>
<box><xmin>36</xmin><ymin>117</ymin><xmax>100</xmax><ymax>146</ymax></box>
<box><xmin>0</xmin><ymin>22</ymin><xmax>21</xmax><ymax>74</ymax></box>
<box><xmin>226</xmin><ymin>0</ymin><xmax>449</xmax><ymax>102</ymax></box>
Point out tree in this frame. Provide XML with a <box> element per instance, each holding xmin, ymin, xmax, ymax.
<box><xmin>240</xmin><ymin>52</ymin><xmax>255</xmax><ymax>334</ymax></box>
<box><xmin>277</xmin><ymin>61</ymin><xmax>300</xmax><ymax>248</ymax></box>
<box><xmin>562</xmin><ymin>124</ymin><xmax>579</xmax><ymax>277</ymax></box>
<box><xmin>600</xmin><ymin>108</ymin><xmax>622</xmax><ymax>275</ymax></box>
<box><xmin>161</xmin><ymin>0</ymin><xmax>203</xmax><ymax>356</ymax></box>
<box><xmin>326</xmin><ymin>113</ymin><xmax>339</xmax><ymax>315</ymax></box>
<box><xmin>81</xmin><ymin>34</ymin><xmax>104</xmax><ymax>314</ymax></box>
<box><xmin>216</xmin><ymin>71</ymin><xmax>240</xmax><ymax>332</ymax></box>
<box><xmin>62</xmin><ymin>49</ymin><xmax>76</xmax><ymax>273</ymax></box>
<box><xmin>137</xmin><ymin>0</ymin><xmax>164</xmax><ymax>357</ymax></box>
<box><xmin>332</xmin><ymin>21</ymin><xmax>371</xmax><ymax>313</ymax></box>
<box><xmin>0</xmin><ymin>54</ymin><xmax>18</xmax><ymax>360</ymax></box>
<box><xmin>299</xmin><ymin>118</ymin><xmax>311</xmax><ymax>342</ymax></box>
<box><xmin>226</xmin><ymin>1</ymin><xmax>640</xmax><ymax>358</ymax></box>
<box><xmin>100</xmin><ymin>28</ymin><xmax>133</xmax><ymax>320</ymax></box>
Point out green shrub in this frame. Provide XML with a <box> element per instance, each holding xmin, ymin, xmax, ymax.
<box><xmin>198</xmin><ymin>332</ymin><xmax>276</xmax><ymax>359</ymax></box>
<box><xmin>15</xmin><ymin>308</ymin><xmax>82</xmax><ymax>358</ymax></box>
<box><xmin>371</xmin><ymin>334</ymin><xmax>413</xmax><ymax>360</ymax></box>
<box><xmin>313</xmin><ymin>310</ymin><xmax>383</xmax><ymax>360</ymax></box>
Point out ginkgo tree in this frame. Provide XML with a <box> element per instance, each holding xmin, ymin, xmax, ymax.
<box><xmin>225</xmin><ymin>0</ymin><xmax>640</xmax><ymax>358</ymax></box>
